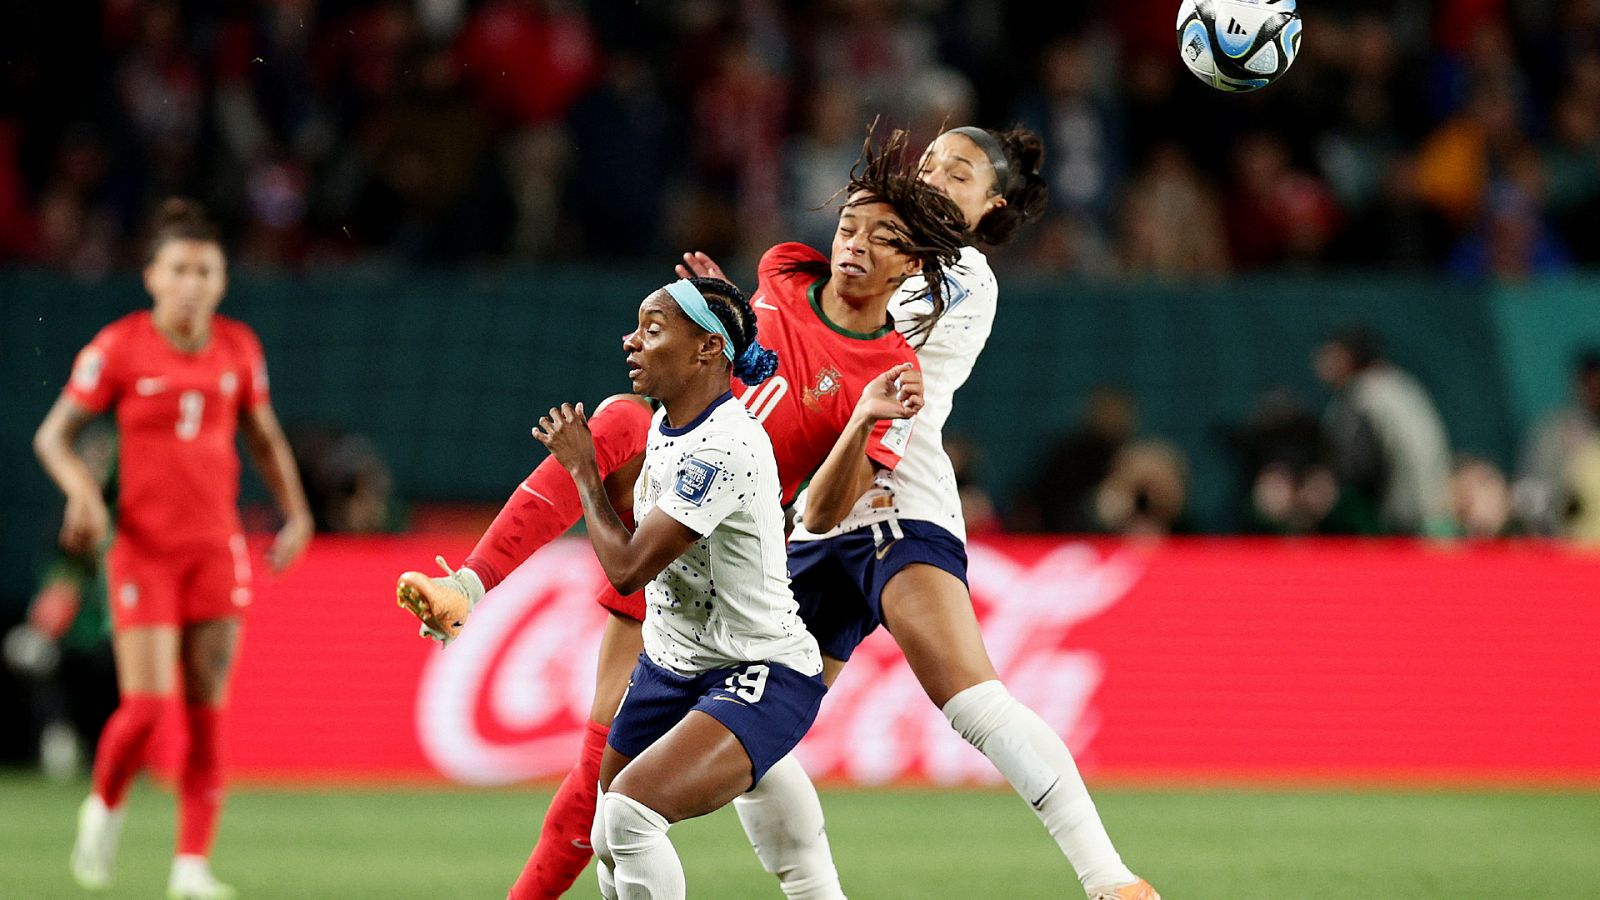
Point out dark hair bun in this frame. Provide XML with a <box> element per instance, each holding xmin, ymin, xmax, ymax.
<box><xmin>733</xmin><ymin>342</ymin><xmax>779</xmax><ymax>385</ymax></box>
<box><xmin>147</xmin><ymin>196</ymin><xmax>221</xmax><ymax>259</ymax></box>
<box><xmin>974</xmin><ymin>127</ymin><xmax>1049</xmax><ymax>246</ymax></box>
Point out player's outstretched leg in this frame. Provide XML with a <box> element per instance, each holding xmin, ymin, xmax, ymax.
<box><xmin>881</xmin><ymin>564</ymin><xmax>1158</xmax><ymax>899</ymax></box>
<box><xmin>509</xmin><ymin>612</ymin><xmax>642</xmax><ymax>899</ymax></box>
<box><xmin>509</xmin><ymin>720</ymin><xmax>610</xmax><ymax>899</ymax></box>
<box><xmin>733</xmin><ymin>753</ymin><xmax>845</xmax><ymax>899</ymax></box>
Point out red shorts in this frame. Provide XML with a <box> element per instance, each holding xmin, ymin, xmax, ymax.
<box><xmin>596</xmin><ymin>583</ymin><xmax>645</xmax><ymax>621</ymax></box>
<box><xmin>107</xmin><ymin>534</ymin><xmax>253</xmax><ymax>630</ymax></box>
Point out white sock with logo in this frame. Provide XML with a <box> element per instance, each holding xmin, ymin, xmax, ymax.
<box><xmin>592</xmin><ymin>785</ymin><xmax>617</xmax><ymax>900</ymax></box>
<box><xmin>734</xmin><ymin>753</ymin><xmax>846</xmax><ymax>899</ymax></box>
<box><xmin>941</xmin><ymin>680</ymin><xmax>1135</xmax><ymax>890</ymax></box>
<box><xmin>603</xmin><ymin>792</ymin><xmax>684</xmax><ymax>900</ymax></box>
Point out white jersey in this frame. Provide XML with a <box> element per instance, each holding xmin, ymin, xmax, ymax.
<box><xmin>636</xmin><ymin>393</ymin><xmax>822</xmax><ymax>677</ymax></box>
<box><xmin>792</xmin><ymin>245</ymin><xmax>997</xmax><ymax>543</ymax></box>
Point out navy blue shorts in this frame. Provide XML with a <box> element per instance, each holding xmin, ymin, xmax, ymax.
<box><xmin>608</xmin><ymin>654</ymin><xmax>827</xmax><ymax>786</ymax></box>
<box><xmin>788</xmin><ymin>519</ymin><xmax>968</xmax><ymax>661</ymax></box>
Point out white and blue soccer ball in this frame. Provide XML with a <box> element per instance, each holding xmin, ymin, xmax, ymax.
<box><xmin>1176</xmin><ymin>0</ymin><xmax>1302</xmax><ymax>93</ymax></box>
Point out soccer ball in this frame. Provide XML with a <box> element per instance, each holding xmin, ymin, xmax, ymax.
<box><xmin>1176</xmin><ymin>0</ymin><xmax>1302</xmax><ymax>93</ymax></box>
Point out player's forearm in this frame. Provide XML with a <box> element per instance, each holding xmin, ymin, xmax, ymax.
<box><xmin>244</xmin><ymin>419</ymin><xmax>313</xmax><ymax>527</ymax></box>
<box><xmin>801</xmin><ymin>414</ymin><xmax>877</xmax><ymax>533</ymax></box>
<box><xmin>571</xmin><ymin>462</ymin><xmax>647</xmax><ymax>593</ymax></box>
<box><xmin>33</xmin><ymin>409</ymin><xmax>99</xmax><ymax>502</ymax></box>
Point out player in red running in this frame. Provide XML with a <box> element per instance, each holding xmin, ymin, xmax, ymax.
<box><xmin>395</xmin><ymin>128</ymin><xmax>966</xmax><ymax>899</ymax></box>
<box><xmin>33</xmin><ymin>198</ymin><xmax>314</xmax><ymax>900</ymax></box>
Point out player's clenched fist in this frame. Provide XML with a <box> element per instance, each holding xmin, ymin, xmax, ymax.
<box><xmin>855</xmin><ymin>362</ymin><xmax>924</xmax><ymax>422</ymax></box>
<box><xmin>532</xmin><ymin>403</ymin><xmax>595</xmax><ymax>475</ymax></box>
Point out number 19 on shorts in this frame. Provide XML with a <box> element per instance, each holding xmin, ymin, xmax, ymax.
<box><xmin>723</xmin><ymin>664</ymin><xmax>769</xmax><ymax>703</ymax></box>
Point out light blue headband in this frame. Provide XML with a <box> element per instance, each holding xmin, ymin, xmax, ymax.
<box><xmin>663</xmin><ymin>280</ymin><xmax>735</xmax><ymax>361</ymax></box>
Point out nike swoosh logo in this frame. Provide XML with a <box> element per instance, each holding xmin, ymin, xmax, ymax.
<box><xmin>570</xmin><ymin>839</ymin><xmax>592</xmax><ymax>850</ymax></box>
<box><xmin>754</xmin><ymin>298</ymin><xmax>779</xmax><ymax>311</ymax></box>
<box><xmin>874</xmin><ymin>539</ymin><xmax>899</xmax><ymax>560</ymax></box>
<box><xmin>712</xmin><ymin>696</ymin><xmax>747</xmax><ymax>706</ymax></box>
<box><xmin>135</xmin><ymin>377</ymin><xmax>167</xmax><ymax>396</ymax></box>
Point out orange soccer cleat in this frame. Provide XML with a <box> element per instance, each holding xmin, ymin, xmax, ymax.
<box><xmin>396</xmin><ymin>556</ymin><xmax>485</xmax><ymax>645</ymax></box>
<box><xmin>1087</xmin><ymin>878</ymin><xmax>1161</xmax><ymax>900</ymax></box>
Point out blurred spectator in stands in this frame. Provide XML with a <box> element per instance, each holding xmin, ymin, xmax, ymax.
<box><xmin>292</xmin><ymin>429</ymin><xmax>397</xmax><ymax>533</ymax></box>
<box><xmin>1094</xmin><ymin>439</ymin><xmax>1191</xmax><ymax>537</ymax></box>
<box><xmin>944</xmin><ymin>433</ymin><xmax>1001</xmax><ymax>538</ymax></box>
<box><xmin>1515</xmin><ymin>348</ymin><xmax>1600</xmax><ymax>536</ymax></box>
<box><xmin>784</xmin><ymin>83</ymin><xmax>863</xmax><ymax>250</ymax></box>
<box><xmin>810</xmin><ymin>0</ymin><xmax>939</xmax><ymax>120</ymax></box>
<box><xmin>1226</xmin><ymin>387</ymin><xmax>1372</xmax><ymax>535</ymax></box>
<box><xmin>1316</xmin><ymin>326</ymin><xmax>1456</xmax><ymax>536</ymax></box>
<box><xmin>1415</xmin><ymin>77</ymin><xmax>1526</xmax><ymax>232</ymax></box>
<box><xmin>1333</xmin><ymin>151</ymin><xmax>1454</xmax><ymax>268</ymax></box>
<box><xmin>114</xmin><ymin>1</ymin><xmax>205</xmax><ymax>203</ymax></box>
<box><xmin>1013</xmin><ymin>387</ymin><xmax>1137</xmax><ymax>533</ymax></box>
<box><xmin>455</xmin><ymin>0</ymin><xmax>598</xmax><ymax>130</ymax></box>
<box><xmin>1119</xmin><ymin>143</ymin><xmax>1229</xmax><ymax>276</ymax></box>
<box><xmin>1448</xmin><ymin>144</ymin><xmax>1572</xmax><ymax>280</ymax></box>
<box><xmin>685</xmin><ymin>30</ymin><xmax>787</xmax><ymax>259</ymax></box>
<box><xmin>1542</xmin><ymin>72</ymin><xmax>1600</xmax><ymax>265</ymax></box>
<box><xmin>1451</xmin><ymin>455</ymin><xmax>1518</xmax><ymax>538</ymax></box>
<box><xmin>564</xmin><ymin>48</ymin><xmax>675</xmax><ymax>257</ymax></box>
<box><xmin>353</xmin><ymin>45</ymin><xmax>512</xmax><ymax>262</ymax></box>
<box><xmin>1225</xmin><ymin>132</ymin><xmax>1341</xmax><ymax>269</ymax></box>
<box><xmin>1011</xmin><ymin>35</ymin><xmax>1121</xmax><ymax>272</ymax></box>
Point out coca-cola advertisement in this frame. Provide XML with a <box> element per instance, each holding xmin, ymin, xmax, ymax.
<box><xmin>220</xmin><ymin>536</ymin><xmax>1600</xmax><ymax>784</ymax></box>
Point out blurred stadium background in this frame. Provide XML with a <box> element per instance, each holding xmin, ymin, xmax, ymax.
<box><xmin>3</xmin><ymin>1</ymin><xmax>1600</xmax><ymax>897</ymax></box>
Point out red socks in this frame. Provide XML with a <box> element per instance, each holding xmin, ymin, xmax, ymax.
<box><xmin>91</xmin><ymin>694</ymin><xmax>166</xmax><ymax>809</ymax></box>
<box><xmin>508</xmin><ymin>720</ymin><xmax>611</xmax><ymax>900</ymax></box>
<box><xmin>178</xmin><ymin>704</ymin><xmax>224</xmax><ymax>856</ymax></box>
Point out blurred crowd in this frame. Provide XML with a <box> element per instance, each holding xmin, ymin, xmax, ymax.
<box><xmin>991</xmin><ymin>332</ymin><xmax>1600</xmax><ymax>541</ymax></box>
<box><xmin>1</xmin><ymin>0</ymin><xmax>1598</xmax><ymax>276</ymax></box>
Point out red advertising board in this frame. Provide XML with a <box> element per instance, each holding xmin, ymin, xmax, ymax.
<box><xmin>214</xmin><ymin>536</ymin><xmax>1600</xmax><ymax>784</ymax></box>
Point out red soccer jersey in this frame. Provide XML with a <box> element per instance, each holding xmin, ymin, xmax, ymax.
<box><xmin>65</xmin><ymin>311</ymin><xmax>270</xmax><ymax>548</ymax></box>
<box><xmin>734</xmin><ymin>242</ymin><xmax>919</xmax><ymax>505</ymax></box>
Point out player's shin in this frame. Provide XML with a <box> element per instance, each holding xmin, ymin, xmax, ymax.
<box><xmin>942</xmin><ymin>680</ymin><xmax>1136</xmax><ymax>891</ymax></box>
<box><xmin>602</xmin><ymin>792</ymin><xmax>684</xmax><ymax>900</ymax></box>
<box><xmin>92</xmin><ymin>693</ymin><xmax>166</xmax><ymax>808</ymax></box>
<box><xmin>177</xmin><ymin>703</ymin><xmax>224</xmax><ymax>857</ymax></box>
<box><xmin>509</xmin><ymin>720</ymin><xmax>609</xmax><ymax>899</ymax></box>
<box><xmin>734</xmin><ymin>754</ymin><xmax>846</xmax><ymax>900</ymax></box>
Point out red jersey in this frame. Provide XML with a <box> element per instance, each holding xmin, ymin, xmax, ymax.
<box><xmin>65</xmin><ymin>311</ymin><xmax>270</xmax><ymax>548</ymax></box>
<box><xmin>734</xmin><ymin>243</ymin><xmax>919</xmax><ymax>505</ymax></box>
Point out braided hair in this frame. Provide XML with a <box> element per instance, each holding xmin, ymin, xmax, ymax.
<box><xmin>689</xmin><ymin>276</ymin><xmax>780</xmax><ymax>385</ymax></box>
<box><xmin>786</xmin><ymin>125</ymin><xmax>969</xmax><ymax>346</ymax></box>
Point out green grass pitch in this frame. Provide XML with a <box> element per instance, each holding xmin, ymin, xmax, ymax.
<box><xmin>4</xmin><ymin>773</ymin><xmax>1598</xmax><ymax>898</ymax></box>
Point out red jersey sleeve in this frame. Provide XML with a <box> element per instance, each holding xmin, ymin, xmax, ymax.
<box><xmin>866</xmin><ymin>415</ymin><xmax>915</xmax><ymax>471</ymax></box>
<box><xmin>63</xmin><ymin>322</ymin><xmax>127</xmax><ymax>414</ymax></box>
<box><xmin>463</xmin><ymin>396</ymin><xmax>652</xmax><ymax>591</ymax></box>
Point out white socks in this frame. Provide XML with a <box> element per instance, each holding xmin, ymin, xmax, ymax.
<box><xmin>592</xmin><ymin>786</ymin><xmax>617</xmax><ymax>900</ymax></box>
<box><xmin>734</xmin><ymin>754</ymin><xmax>846</xmax><ymax>899</ymax></box>
<box><xmin>599</xmin><ymin>791</ymin><xmax>683</xmax><ymax>900</ymax></box>
<box><xmin>941</xmin><ymin>680</ymin><xmax>1135</xmax><ymax>890</ymax></box>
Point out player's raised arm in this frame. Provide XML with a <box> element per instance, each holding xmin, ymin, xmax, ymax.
<box><xmin>801</xmin><ymin>363</ymin><xmax>924</xmax><ymax>534</ymax></box>
<box><xmin>535</xmin><ymin>403</ymin><xmax>701</xmax><ymax>595</ymax></box>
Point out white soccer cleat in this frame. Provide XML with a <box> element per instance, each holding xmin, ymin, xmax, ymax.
<box><xmin>70</xmin><ymin>794</ymin><xmax>125</xmax><ymax>890</ymax></box>
<box><xmin>167</xmin><ymin>855</ymin><xmax>238</xmax><ymax>900</ymax></box>
<box><xmin>396</xmin><ymin>557</ymin><xmax>485</xmax><ymax>645</ymax></box>
<box><xmin>1087</xmin><ymin>877</ymin><xmax>1161</xmax><ymax>900</ymax></box>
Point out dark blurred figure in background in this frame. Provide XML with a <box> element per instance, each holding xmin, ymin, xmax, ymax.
<box><xmin>291</xmin><ymin>428</ymin><xmax>397</xmax><ymax>533</ymax></box>
<box><xmin>1451</xmin><ymin>454</ymin><xmax>1519</xmax><ymax>538</ymax></box>
<box><xmin>1515</xmin><ymin>348</ymin><xmax>1600</xmax><ymax>539</ymax></box>
<box><xmin>1316</xmin><ymin>326</ymin><xmax>1455</xmax><ymax>536</ymax></box>
<box><xmin>1013</xmin><ymin>386</ymin><xmax>1137</xmax><ymax>533</ymax></box>
<box><xmin>1094</xmin><ymin>439</ymin><xmax>1191</xmax><ymax>537</ymax></box>
<box><xmin>1229</xmin><ymin>387</ymin><xmax>1350</xmax><ymax>535</ymax></box>
<box><xmin>944</xmin><ymin>433</ymin><xmax>1001</xmax><ymax>538</ymax></box>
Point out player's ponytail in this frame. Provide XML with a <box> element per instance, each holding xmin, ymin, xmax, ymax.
<box><xmin>966</xmin><ymin>126</ymin><xmax>1049</xmax><ymax>246</ymax></box>
<box><xmin>694</xmin><ymin>277</ymin><xmax>780</xmax><ymax>386</ymax></box>
<box><xmin>147</xmin><ymin>197</ymin><xmax>222</xmax><ymax>261</ymax></box>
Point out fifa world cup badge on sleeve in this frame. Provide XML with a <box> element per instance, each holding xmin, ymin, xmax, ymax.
<box><xmin>674</xmin><ymin>458</ymin><xmax>720</xmax><ymax>506</ymax></box>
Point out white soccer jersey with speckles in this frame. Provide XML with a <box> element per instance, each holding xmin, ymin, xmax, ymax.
<box><xmin>636</xmin><ymin>392</ymin><xmax>822</xmax><ymax>677</ymax></box>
